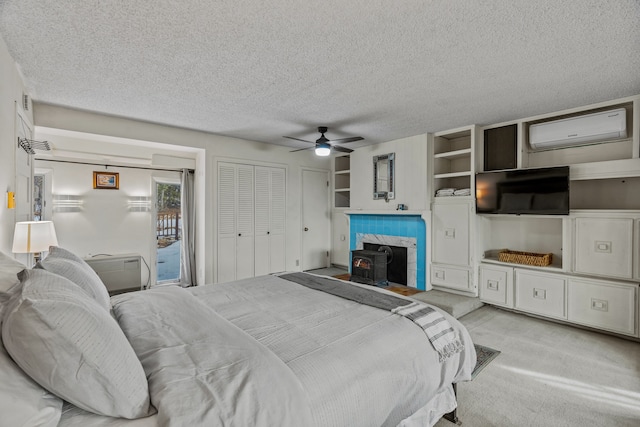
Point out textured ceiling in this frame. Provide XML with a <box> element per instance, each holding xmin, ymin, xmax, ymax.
<box><xmin>1</xmin><ymin>0</ymin><xmax>639</xmax><ymax>150</ymax></box>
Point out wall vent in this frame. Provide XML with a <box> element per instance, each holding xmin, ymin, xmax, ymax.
<box><xmin>22</xmin><ymin>93</ymin><xmax>30</xmax><ymax>111</ymax></box>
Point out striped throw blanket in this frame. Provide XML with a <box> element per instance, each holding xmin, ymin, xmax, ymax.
<box><xmin>392</xmin><ymin>301</ymin><xmax>464</xmax><ymax>362</ymax></box>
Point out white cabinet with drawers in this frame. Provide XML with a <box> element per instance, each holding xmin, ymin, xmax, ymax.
<box><xmin>431</xmin><ymin>200</ymin><xmax>475</xmax><ymax>294</ymax></box>
<box><xmin>574</xmin><ymin>217</ymin><xmax>634</xmax><ymax>279</ymax></box>
<box><xmin>568</xmin><ymin>277</ymin><xmax>637</xmax><ymax>336</ymax></box>
<box><xmin>479</xmin><ymin>264</ymin><xmax>513</xmax><ymax>307</ymax></box>
<box><xmin>515</xmin><ymin>270</ymin><xmax>567</xmax><ymax>320</ymax></box>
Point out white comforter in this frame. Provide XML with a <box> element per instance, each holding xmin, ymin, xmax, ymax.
<box><xmin>59</xmin><ymin>274</ymin><xmax>475</xmax><ymax>427</ymax></box>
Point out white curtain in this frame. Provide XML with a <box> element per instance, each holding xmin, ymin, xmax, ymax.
<box><xmin>180</xmin><ymin>169</ymin><xmax>197</xmax><ymax>286</ymax></box>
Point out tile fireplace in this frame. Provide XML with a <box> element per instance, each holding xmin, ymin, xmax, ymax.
<box><xmin>347</xmin><ymin>213</ymin><xmax>426</xmax><ymax>290</ymax></box>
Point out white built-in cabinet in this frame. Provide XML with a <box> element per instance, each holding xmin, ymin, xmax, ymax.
<box><xmin>217</xmin><ymin>162</ymin><xmax>285</xmax><ymax>283</ymax></box>
<box><xmin>429</xmin><ymin>125</ymin><xmax>478</xmax><ymax>295</ymax></box>
<box><xmin>474</xmin><ymin>94</ymin><xmax>640</xmax><ymax>339</ymax></box>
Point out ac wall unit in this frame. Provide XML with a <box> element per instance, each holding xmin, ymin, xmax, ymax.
<box><xmin>529</xmin><ymin>108</ymin><xmax>627</xmax><ymax>151</ymax></box>
<box><xmin>84</xmin><ymin>253</ymin><xmax>141</xmax><ymax>294</ymax></box>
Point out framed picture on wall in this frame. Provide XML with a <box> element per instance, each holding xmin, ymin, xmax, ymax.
<box><xmin>93</xmin><ymin>171</ymin><xmax>119</xmax><ymax>189</ymax></box>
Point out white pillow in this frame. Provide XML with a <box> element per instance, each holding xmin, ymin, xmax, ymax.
<box><xmin>36</xmin><ymin>246</ymin><xmax>111</xmax><ymax>311</ymax></box>
<box><xmin>0</xmin><ymin>289</ymin><xmax>62</xmax><ymax>427</ymax></box>
<box><xmin>0</xmin><ymin>250</ymin><xmax>26</xmax><ymax>293</ymax></box>
<box><xmin>2</xmin><ymin>269</ymin><xmax>152</xmax><ymax>419</ymax></box>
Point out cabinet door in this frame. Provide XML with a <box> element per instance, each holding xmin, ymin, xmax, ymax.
<box><xmin>568</xmin><ymin>278</ymin><xmax>637</xmax><ymax>336</ymax></box>
<box><xmin>432</xmin><ymin>203</ymin><xmax>470</xmax><ymax>266</ymax></box>
<box><xmin>515</xmin><ymin>270</ymin><xmax>566</xmax><ymax>319</ymax></box>
<box><xmin>479</xmin><ymin>264</ymin><xmax>513</xmax><ymax>307</ymax></box>
<box><xmin>574</xmin><ymin>217</ymin><xmax>633</xmax><ymax>279</ymax></box>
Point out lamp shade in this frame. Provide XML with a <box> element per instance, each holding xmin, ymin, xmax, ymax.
<box><xmin>12</xmin><ymin>221</ymin><xmax>58</xmax><ymax>254</ymax></box>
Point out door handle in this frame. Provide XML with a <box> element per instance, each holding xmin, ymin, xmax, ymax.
<box><xmin>304</xmin><ymin>227</ymin><xmax>309</xmax><ymax>231</ymax></box>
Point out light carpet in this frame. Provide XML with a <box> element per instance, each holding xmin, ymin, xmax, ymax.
<box><xmin>436</xmin><ymin>306</ymin><xmax>640</xmax><ymax>427</ymax></box>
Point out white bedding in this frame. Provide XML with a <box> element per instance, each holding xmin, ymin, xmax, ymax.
<box><xmin>59</xmin><ymin>274</ymin><xmax>475</xmax><ymax>427</ymax></box>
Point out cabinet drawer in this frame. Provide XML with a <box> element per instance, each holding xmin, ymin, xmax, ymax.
<box><xmin>515</xmin><ymin>270</ymin><xmax>566</xmax><ymax>319</ymax></box>
<box><xmin>568</xmin><ymin>278</ymin><xmax>637</xmax><ymax>336</ymax></box>
<box><xmin>479</xmin><ymin>264</ymin><xmax>513</xmax><ymax>307</ymax></box>
<box><xmin>574</xmin><ymin>217</ymin><xmax>633</xmax><ymax>279</ymax></box>
<box><xmin>431</xmin><ymin>265</ymin><xmax>471</xmax><ymax>291</ymax></box>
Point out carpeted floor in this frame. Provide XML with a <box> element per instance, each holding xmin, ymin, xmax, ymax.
<box><xmin>435</xmin><ymin>306</ymin><xmax>640</xmax><ymax>427</ymax></box>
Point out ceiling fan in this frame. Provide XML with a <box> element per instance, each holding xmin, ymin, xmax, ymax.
<box><xmin>286</xmin><ymin>127</ymin><xmax>363</xmax><ymax>156</ymax></box>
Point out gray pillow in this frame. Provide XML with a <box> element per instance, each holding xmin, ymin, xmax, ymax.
<box><xmin>0</xmin><ymin>286</ymin><xmax>62</xmax><ymax>427</ymax></box>
<box><xmin>36</xmin><ymin>246</ymin><xmax>111</xmax><ymax>311</ymax></box>
<box><xmin>2</xmin><ymin>269</ymin><xmax>152</xmax><ymax>419</ymax></box>
<box><xmin>0</xmin><ymin>250</ymin><xmax>26</xmax><ymax>293</ymax></box>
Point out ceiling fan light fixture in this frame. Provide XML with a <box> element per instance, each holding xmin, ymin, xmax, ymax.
<box><xmin>315</xmin><ymin>143</ymin><xmax>331</xmax><ymax>156</ymax></box>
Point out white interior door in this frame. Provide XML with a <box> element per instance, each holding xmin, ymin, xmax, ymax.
<box><xmin>302</xmin><ymin>169</ymin><xmax>330</xmax><ymax>270</ymax></box>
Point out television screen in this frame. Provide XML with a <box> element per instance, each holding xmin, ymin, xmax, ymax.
<box><xmin>475</xmin><ymin>166</ymin><xmax>570</xmax><ymax>215</ymax></box>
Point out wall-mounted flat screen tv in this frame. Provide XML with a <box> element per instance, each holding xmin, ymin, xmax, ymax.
<box><xmin>475</xmin><ymin>166</ymin><xmax>570</xmax><ymax>215</ymax></box>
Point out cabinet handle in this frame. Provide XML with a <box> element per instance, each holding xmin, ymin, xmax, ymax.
<box><xmin>487</xmin><ymin>280</ymin><xmax>499</xmax><ymax>291</ymax></box>
<box><xmin>590</xmin><ymin>298</ymin><xmax>608</xmax><ymax>312</ymax></box>
<box><xmin>238</xmin><ymin>233</ymin><xmax>242</xmax><ymax>237</ymax></box>
<box><xmin>435</xmin><ymin>270</ymin><xmax>445</xmax><ymax>279</ymax></box>
<box><xmin>444</xmin><ymin>228</ymin><xmax>456</xmax><ymax>239</ymax></box>
<box><xmin>594</xmin><ymin>241</ymin><xmax>612</xmax><ymax>253</ymax></box>
<box><xmin>533</xmin><ymin>288</ymin><xmax>546</xmax><ymax>300</ymax></box>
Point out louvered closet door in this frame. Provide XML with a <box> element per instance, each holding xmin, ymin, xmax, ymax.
<box><xmin>254</xmin><ymin>167</ymin><xmax>271</xmax><ymax>276</ymax></box>
<box><xmin>268</xmin><ymin>168</ymin><xmax>286</xmax><ymax>273</ymax></box>
<box><xmin>217</xmin><ymin>163</ymin><xmax>237</xmax><ymax>283</ymax></box>
<box><xmin>236</xmin><ymin>165</ymin><xmax>255</xmax><ymax>280</ymax></box>
<box><xmin>254</xmin><ymin>167</ymin><xmax>286</xmax><ymax>276</ymax></box>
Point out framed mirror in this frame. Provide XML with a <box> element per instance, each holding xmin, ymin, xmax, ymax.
<box><xmin>373</xmin><ymin>153</ymin><xmax>395</xmax><ymax>200</ymax></box>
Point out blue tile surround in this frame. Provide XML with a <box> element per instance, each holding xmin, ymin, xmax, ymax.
<box><xmin>349</xmin><ymin>214</ymin><xmax>426</xmax><ymax>290</ymax></box>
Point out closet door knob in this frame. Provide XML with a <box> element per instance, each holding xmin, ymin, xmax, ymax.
<box><xmin>304</xmin><ymin>227</ymin><xmax>309</xmax><ymax>231</ymax></box>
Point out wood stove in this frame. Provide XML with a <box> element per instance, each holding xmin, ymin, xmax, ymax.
<box><xmin>350</xmin><ymin>249</ymin><xmax>387</xmax><ymax>286</ymax></box>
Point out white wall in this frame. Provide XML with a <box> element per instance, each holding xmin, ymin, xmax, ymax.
<box><xmin>0</xmin><ymin>35</ymin><xmax>33</xmax><ymax>254</ymax></box>
<box><xmin>33</xmin><ymin>104</ymin><xmax>331</xmax><ymax>284</ymax></box>
<box><xmin>350</xmin><ymin>134</ymin><xmax>428</xmax><ymax>212</ymax></box>
<box><xmin>330</xmin><ymin>134</ymin><xmax>429</xmax><ymax>267</ymax></box>
<box><xmin>36</xmin><ymin>160</ymin><xmax>181</xmax><ymax>286</ymax></box>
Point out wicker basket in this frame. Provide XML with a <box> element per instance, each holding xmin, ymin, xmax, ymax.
<box><xmin>498</xmin><ymin>249</ymin><xmax>552</xmax><ymax>267</ymax></box>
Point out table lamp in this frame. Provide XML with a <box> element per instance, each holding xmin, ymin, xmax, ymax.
<box><xmin>12</xmin><ymin>221</ymin><xmax>59</xmax><ymax>266</ymax></box>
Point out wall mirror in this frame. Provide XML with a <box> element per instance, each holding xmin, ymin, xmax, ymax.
<box><xmin>373</xmin><ymin>153</ymin><xmax>395</xmax><ymax>200</ymax></box>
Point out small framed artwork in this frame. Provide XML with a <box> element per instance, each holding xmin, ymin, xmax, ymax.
<box><xmin>93</xmin><ymin>171</ymin><xmax>119</xmax><ymax>189</ymax></box>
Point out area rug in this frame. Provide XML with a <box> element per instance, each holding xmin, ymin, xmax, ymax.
<box><xmin>471</xmin><ymin>344</ymin><xmax>500</xmax><ymax>380</ymax></box>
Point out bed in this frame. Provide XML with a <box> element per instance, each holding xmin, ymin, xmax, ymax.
<box><xmin>0</xmin><ymin>247</ymin><xmax>475</xmax><ymax>427</ymax></box>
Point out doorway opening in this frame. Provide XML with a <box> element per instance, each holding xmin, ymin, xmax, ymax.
<box><xmin>156</xmin><ymin>181</ymin><xmax>181</xmax><ymax>284</ymax></box>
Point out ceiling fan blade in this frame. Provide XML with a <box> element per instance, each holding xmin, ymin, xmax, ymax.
<box><xmin>331</xmin><ymin>145</ymin><xmax>354</xmax><ymax>153</ymax></box>
<box><xmin>289</xmin><ymin>146</ymin><xmax>314</xmax><ymax>153</ymax></box>
<box><xmin>329</xmin><ymin>136</ymin><xmax>364</xmax><ymax>144</ymax></box>
<box><xmin>284</xmin><ymin>136</ymin><xmax>314</xmax><ymax>144</ymax></box>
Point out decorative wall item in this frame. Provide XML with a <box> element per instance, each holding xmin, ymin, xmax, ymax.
<box><xmin>93</xmin><ymin>171</ymin><xmax>119</xmax><ymax>189</ymax></box>
<box><xmin>373</xmin><ymin>152</ymin><xmax>395</xmax><ymax>200</ymax></box>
